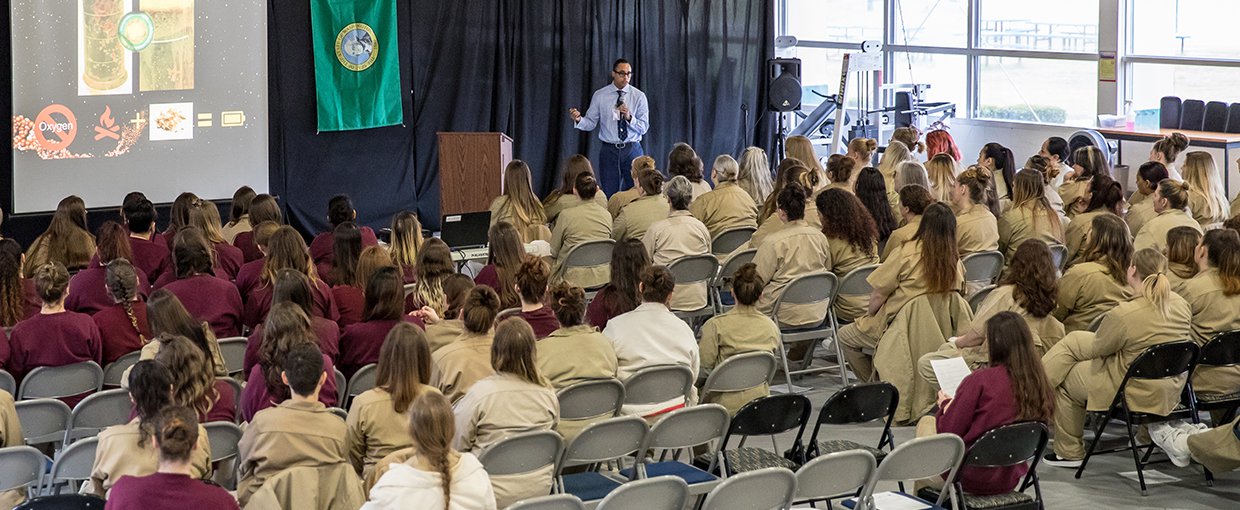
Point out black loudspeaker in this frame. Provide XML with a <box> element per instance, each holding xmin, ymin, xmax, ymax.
<box><xmin>768</xmin><ymin>58</ymin><xmax>802</xmax><ymax>112</ymax></box>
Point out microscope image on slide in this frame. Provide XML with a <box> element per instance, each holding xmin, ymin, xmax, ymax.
<box><xmin>79</xmin><ymin>0</ymin><xmax>195</xmax><ymax>96</ymax></box>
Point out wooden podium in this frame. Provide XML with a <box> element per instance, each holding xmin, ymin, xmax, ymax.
<box><xmin>437</xmin><ymin>132</ymin><xmax>513</xmax><ymax>215</ymax></box>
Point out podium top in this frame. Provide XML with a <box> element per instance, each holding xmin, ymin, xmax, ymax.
<box><xmin>436</xmin><ymin>132</ymin><xmax>513</xmax><ymax>142</ymax></box>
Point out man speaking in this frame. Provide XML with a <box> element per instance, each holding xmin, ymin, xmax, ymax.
<box><xmin>569</xmin><ymin>58</ymin><xmax>649</xmax><ymax>197</ymax></box>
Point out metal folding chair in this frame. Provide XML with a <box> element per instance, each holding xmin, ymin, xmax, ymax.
<box><xmin>64</xmin><ymin>389</ymin><xmax>130</xmax><ymax>445</ymax></box>
<box><xmin>710</xmin><ymin>249</ymin><xmax>757</xmax><ymax>314</ymax></box>
<box><xmin>830</xmin><ymin>264</ymin><xmax>880</xmax><ymax>386</ymax></box>
<box><xmin>717</xmin><ymin>394</ymin><xmax>811</xmax><ymax>475</ymax></box>
<box><xmin>917</xmin><ymin>422</ymin><xmax>1048</xmax><ymax>510</ymax></box>
<box><xmin>1192</xmin><ymin>331</ymin><xmax>1240</xmax><ymax>425</ymax></box>
<box><xmin>46</xmin><ymin>437</ymin><xmax>98</xmax><ymax>494</ymax></box>
<box><xmin>14</xmin><ymin>399</ymin><xmax>71</xmax><ymax>449</ymax></box>
<box><xmin>699</xmin><ymin>351</ymin><xmax>777</xmax><ymax>405</ymax></box>
<box><xmin>216</xmin><ymin>337</ymin><xmax>249</xmax><ymax>378</ymax></box>
<box><xmin>561</xmin><ymin>240</ymin><xmax>616</xmax><ymax>294</ymax></box>
<box><xmin>594</xmin><ymin>475</ymin><xmax>688</xmax><ymax>510</ymax></box>
<box><xmin>968</xmin><ymin>285</ymin><xmax>997</xmax><ymax>314</ymax></box>
<box><xmin>557</xmin><ymin>379</ymin><xmax>624</xmax><ymax>422</ymax></box>
<box><xmin>622</xmin><ymin>365</ymin><xmax>693</xmax><ymax>415</ymax></box>
<box><xmin>506</xmin><ymin>494</ymin><xmax>586</xmax><ymax>510</ymax></box>
<box><xmin>700</xmin><ymin>466</ymin><xmax>796</xmax><ymax>510</ymax></box>
<box><xmin>205</xmin><ymin>421</ymin><xmax>244</xmax><ymax>490</ymax></box>
<box><xmin>18</xmin><ymin>362</ymin><xmax>103</xmax><ymax>402</ymax></box>
<box><xmin>1047</xmin><ymin>244</ymin><xmax>1068</xmax><ymax>272</ymax></box>
<box><xmin>962</xmin><ymin>251</ymin><xmax>1005</xmax><ymax>287</ymax></box>
<box><xmin>804</xmin><ymin>382</ymin><xmax>898</xmax><ymax>464</ymax></box>
<box><xmin>101</xmin><ymin>351</ymin><xmax>141</xmax><ymax>388</ymax></box>
<box><xmin>0</xmin><ymin>370</ymin><xmax>14</xmax><ymax>396</ymax></box>
<box><xmin>710</xmin><ymin>227</ymin><xmax>756</xmax><ymax>258</ymax></box>
<box><xmin>347</xmin><ymin>363</ymin><xmax>378</xmax><ymax>407</ymax></box>
<box><xmin>667</xmin><ymin>254</ymin><xmax>719</xmax><ymax>326</ymax></box>
<box><xmin>857</xmin><ymin>434</ymin><xmax>966</xmax><ymax>510</ymax></box>
<box><xmin>625</xmin><ymin>405</ymin><xmax>730</xmax><ymax>497</ymax></box>
<box><xmin>0</xmin><ymin>445</ymin><xmax>46</xmax><ymax>496</ymax></box>
<box><xmin>556</xmin><ymin>416</ymin><xmax>648</xmax><ymax>504</ymax></box>
<box><xmin>479</xmin><ymin>431</ymin><xmax>563</xmax><ymax>502</ymax></box>
<box><xmin>792</xmin><ymin>450</ymin><xmax>876</xmax><ymax>506</ymax></box>
<box><xmin>770</xmin><ymin>272</ymin><xmax>838</xmax><ymax>392</ymax></box>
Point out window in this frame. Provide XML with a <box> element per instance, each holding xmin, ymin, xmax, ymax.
<box><xmin>790</xmin><ymin>47</ymin><xmax>850</xmax><ymax>110</ymax></box>
<box><xmin>1130</xmin><ymin>0</ymin><xmax>1240</xmax><ymax>58</ymax></box>
<box><xmin>976</xmin><ymin>0</ymin><xmax>1099</xmax><ymax>53</ymax></box>
<box><xmin>784</xmin><ymin>0</ymin><xmax>883</xmax><ymax>43</ymax></box>
<box><xmin>1130</xmin><ymin>63</ymin><xmax>1240</xmax><ymax>111</ymax></box>
<box><xmin>890</xmin><ymin>53</ymin><xmax>968</xmax><ymax>110</ymax></box>
<box><xmin>977</xmin><ymin>57</ymin><xmax>1097</xmax><ymax>126</ymax></box>
<box><xmin>891</xmin><ymin>0</ymin><xmax>967</xmax><ymax>47</ymax></box>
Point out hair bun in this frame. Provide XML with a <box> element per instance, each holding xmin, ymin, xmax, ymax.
<box><xmin>1171</xmin><ymin>132</ymin><xmax>1190</xmax><ymax>150</ymax></box>
<box><xmin>471</xmin><ymin>285</ymin><xmax>500</xmax><ymax>309</ymax></box>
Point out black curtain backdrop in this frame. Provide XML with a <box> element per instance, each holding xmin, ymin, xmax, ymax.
<box><xmin>2</xmin><ymin>0</ymin><xmax>773</xmax><ymax>243</ymax></box>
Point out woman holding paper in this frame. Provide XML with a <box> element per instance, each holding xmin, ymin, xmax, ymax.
<box><xmin>915</xmin><ymin>312</ymin><xmax>1054</xmax><ymax>495</ymax></box>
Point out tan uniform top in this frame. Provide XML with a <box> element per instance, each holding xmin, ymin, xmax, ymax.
<box><xmin>1188</xmin><ymin>190</ymin><xmax>1227</xmax><ymax>229</ymax></box>
<box><xmin>959</xmin><ymin>285</ymin><xmax>1065</xmax><ymax>361</ymax></box>
<box><xmin>753</xmin><ymin>220</ymin><xmax>832</xmax><ymax>327</ymax></box>
<box><xmin>549</xmin><ymin>200</ymin><xmax>613</xmax><ymax>288</ymax></box>
<box><xmin>826</xmin><ymin>236</ymin><xmax>879</xmax><ymax>322</ymax></box>
<box><xmin>489</xmin><ymin>196</ymin><xmax>549</xmax><ymax>243</ymax></box>
<box><xmin>1231</xmin><ymin>195</ymin><xmax>1240</xmax><ymax>219</ymax></box>
<box><xmin>687</xmin><ymin>180</ymin><xmax>713</xmax><ymax>202</ymax></box>
<box><xmin>1053</xmin><ymin>261</ymin><xmax>1132</xmax><ymax>333</ymax></box>
<box><xmin>1045</xmin><ymin>185</ymin><xmax>1066</xmax><ymax>216</ymax></box>
<box><xmin>854</xmin><ymin>240</ymin><xmax>965</xmax><ymax>339</ymax></box>
<box><xmin>0</xmin><ymin>392</ymin><xmax>19</xmax><ymax>449</ymax></box>
<box><xmin>237</xmin><ymin>399</ymin><xmax>349</xmax><ymax>506</ymax></box>
<box><xmin>221</xmin><ymin>215</ymin><xmax>252</xmax><ymax>245</ymax></box>
<box><xmin>644</xmin><ymin>211</ymin><xmax>712</xmax><ymax>311</ymax></box>
<box><xmin>425</xmin><ymin>319</ymin><xmax>464</xmax><ymax>353</ymax></box>
<box><xmin>880</xmin><ymin>215</ymin><xmax>921</xmax><ymax>262</ymax></box>
<box><xmin>607</xmin><ymin>188</ymin><xmax>641</xmax><ymax>218</ymax></box>
<box><xmin>699</xmin><ymin>306</ymin><xmax>780</xmax><ymax>415</ymax></box>
<box><xmin>89</xmin><ymin>418</ymin><xmax>212</xmax><ymax>497</ymax></box>
<box><xmin>688</xmin><ymin>182</ymin><xmax>758</xmax><ymax>238</ymax></box>
<box><xmin>1125</xmin><ymin>197</ymin><xmax>1157</xmax><ymax>242</ymax></box>
<box><xmin>536</xmin><ymin>325</ymin><xmax>618</xmax><ymax>390</ymax></box>
<box><xmin>544</xmin><ymin>192</ymin><xmax>608</xmax><ymax>224</ymax></box>
<box><xmin>346</xmin><ymin>385</ymin><xmax>440</xmax><ymax>478</ymax></box>
<box><xmin>1182</xmin><ymin>268</ymin><xmax>1240</xmax><ymax>395</ymax></box>
<box><xmin>612</xmin><ymin>195</ymin><xmax>668</xmax><ymax>241</ymax></box>
<box><xmin>453</xmin><ymin>373</ymin><xmax>559</xmax><ymax>454</ymax></box>
<box><xmin>1167</xmin><ymin>262</ymin><xmax>1197</xmax><ymax>298</ymax></box>
<box><xmin>1062</xmin><ymin>210</ymin><xmax>1116</xmax><ymax>267</ymax></box>
<box><xmin>998</xmin><ymin>204</ymin><xmax>1064</xmax><ymax>260</ymax></box>
<box><xmin>955</xmin><ymin>204</ymin><xmax>999</xmax><ymax>256</ymax></box>
<box><xmin>749</xmin><ymin>190</ymin><xmax>825</xmax><ymax>250</ymax></box>
<box><xmin>1133</xmin><ymin>208</ymin><xmax>1201</xmax><ymax>253</ymax></box>
<box><xmin>1058</xmin><ymin>179</ymin><xmax>1089</xmax><ymax>217</ymax></box>
<box><xmin>430</xmin><ymin>331</ymin><xmax>496</xmax><ymax>403</ymax></box>
<box><xmin>1085</xmin><ymin>294</ymin><xmax>1192</xmax><ymax>414</ymax></box>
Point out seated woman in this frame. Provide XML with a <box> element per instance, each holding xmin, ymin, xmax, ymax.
<box><xmin>1182</xmin><ymin>152</ymin><xmax>1230</xmax><ymax>229</ymax></box>
<box><xmin>998</xmin><ymin>170</ymin><xmax>1064</xmax><ymax>261</ymax></box>
<box><xmin>512</xmin><ymin>257</ymin><xmax>559</xmax><ymax>338</ymax></box>
<box><xmin>1063</xmin><ymin>175</ymin><xmax>1124</xmax><ymax>267</ymax></box>
<box><xmin>1053</xmin><ymin>214</ymin><xmax>1133</xmax><ymax>332</ymax></box>
<box><xmin>232</xmin><ymin>194</ymin><xmax>281</xmax><ymax>263</ymax></box>
<box><xmin>309</xmin><ymin>194</ymin><xmax>380</xmax><ymax>267</ymax></box>
<box><xmin>246</xmin><ymin>269</ymin><xmax>341</xmax><ymax>375</ymax></box>
<box><xmin>243</xmin><ymin>226</ymin><xmax>339</xmax><ymax>329</ymax></box>
<box><xmin>880</xmin><ymin>185</ymin><xmax>934</xmax><ymax>261</ymax></box>
<box><xmin>221</xmin><ymin>185</ymin><xmax>256</xmax><ymax>244</ymax></box>
<box><xmin>919</xmin><ymin>240</ymin><xmax>1064</xmax><ymax>386</ymax></box>
<box><xmin>418</xmin><ymin>274</ymin><xmax>476</xmax><ymax>352</ymax></box>
<box><xmin>824</xmin><ymin>154</ymin><xmax>860</xmax><ymax>193</ymax></box>
<box><xmin>915</xmin><ymin>312</ymin><xmax>1054</xmax><ymax>495</ymax></box>
<box><xmin>409</xmin><ymin>239</ymin><xmax>455</xmax><ymax>315</ymax></box>
<box><xmin>155</xmin><ymin>335</ymin><xmax>236</xmax><ymax>423</ymax></box>
<box><xmin>389</xmin><ymin>211</ymin><xmax>424</xmax><ymax>284</ymax></box>
<box><xmin>321</xmin><ymin>221</ymin><xmax>363</xmax><ymax>289</ymax></box>
<box><xmin>753</xmin><ymin>184</ymin><xmax>831</xmax><ymax>328</ymax></box>
<box><xmin>161</xmin><ymin>227</ymin><xmax>243</xmax><ymax>338</ymax></box>
<box><xmin>335</xmin><ymin>246</ymin><xmax>394</xmax><ymax>328</ymax></box>
<box><xmin>1022</xmin><ymin>156</ymin><xmax>1065</xmax><ymax>215</ymax></box>
<box><xmin>340</xmin><ymin>267</ymin><xmax>423</xmax><ymax>376</ymax></box>
<box><xmin>584</xmin><ymin>239</ymin><xmax>648</xmax><ymax>330</ymax></box>
<box><xmin>845</xmin><ymin>139</ymin><xmax>878</xmax><ymax>183</ymax></box>
<box><xmin>1125</xmin><ymin>162</ymin><xmax>1170</xmax><ymax>238</ymax></box>
<box><xmin>0</xmin><ymin>239</ymin><xmax>39</xmax><ymax>327</ymax></box>
<box><xmin>362</xmin><ymin>392</ymin><xmax>496</xmax><ymax>510</ymax></box>
<box><xmin>90</xmin><ymin>361</ymin><xmax>212</xmax><ymax>497</ymax></box>
<box><xmin>645</xmin><ymin>176</ymin><xmax>712</xmax><ymax>312</ymax></box>
<box><xmin>750</xmin><ymin>165</ymin><xmax>823</xmax><ymax>247</ymax></box>
<box><xmin>453</xmin><ymin>317</ymin><xmax>559</xmax><ymax>509</ymax></box>
<box><xmin>698</xmin><ymin>263</ymin><xmax>779</xmax><ymax>415</ymax></box>
<box><xmin>94</xmin><ymin>259</ymin><xmax>152</xmax><ymax>364</ymax></box>
<box><xmin>1036</xmin><ymin>136</ymin><xmax>1071</xmax><ymax>187</ymax></box>
<box><xmin>240</xmin><ymin>303</ymin><xmax>339</xmax><ymax>421</ymax></box>
<box><xmin>473</xmin><ymin>222</ymin><xmax>523</xmax><ymax>310</ymax></box>
<box><xmin>24</xmin><ymin>195</ymin><xmax>96</xmax><ymax>274</ymax></box>
<box><xmin>838</xmin><ymin>202</ymin><xmax>964</xmax><ymax>383</ymax></box>
<box><xmin>952</xmin><ymin>166</ymin><xmax>1000</xmax><ymax>256</ymax></box>
<box><xmin>608</xmin><ymin>156</ymin><xmax>656</xmax><ymax>218</ymax></box>
<box><xmin>431</xmin><ymin>287</ymin><xmax>501</xmax><ymax>403</ymax></box>
<box><xmin>550</xmin><ymin>173</ymin><xmax>613</xmax><ymax>288</ymax></box>
<box><xmin>158</xmin><ymin>193</ymin><xmax>197</xmax><ymax>252</ymax></box>
<box><xmin>816</xmin><ymin>188</ymin><xmax>880</xmax><ymax>323</ymax></box>
<box><xmin>855</xmin><ymin>167</ymin><xmax>899</xmax><ymax>247</ymax></box>
<box><xmin>689</xmin><ymin>154</ymin><xmax>758</xmax><ymax>238</ymax></box>
<box><xmin>1165</xmin><ymin>226</ymin><xmax>1202</xmax><ymax>296</ymax></box>
<box><xmin>925</xmin><ymin>153</ymin><xmax>959</xmax><ymax>203</ymax></box>
<box><xmin>105</xmin><ymin>405</ymin><xmax>239</xmax><ymax>510</ymax></box>
<box><xmin>543</xmin><ymin>155</ymin><xmax>609</xmax><ymax>224</ymax></box>
<box><xmin>1058</xmin><ymin>146</ymin><xmax>1111</xmax><ymax>217</ymax></box>
<box><xmin>348</xmin><ymin>323</ymin><xmax>437</xmax><ymax>479</ymax></box>
<box><xmin>67</xmin><ymin>221</ymin><xmax>151</xmax><ymax>315</ymax></box>
<box><xmin>892</xmin><ymin>161</ymin><xmax>933</xmax><ymax>220</ymax></box>
<box><xmin>668</xmin><ymin>142</ymin><xmax>712</xmax><ymax>200</ymax></box>
<box><xmin>976</xmin><ymin>143</ymin><xmax>1017</xmax><ymax>205</ymax></box>
<box><xmin>612</xmin><ymin>168</ymin><xmax>668</xmax><ymax>242</ymax></box>
<box><xmin>539</xmin><ymin>282</ymin><xmax>617</xmax><ymax>390</ymax></box>
<box><xmin>141</xmin><ymin>289</ymin><xmax>226</xmax><ymax>377</ymax></box>
<box><xmin>6</xmin><ymin>262</ymin><xmax>102</xmax><ymax>394</ymax></box>
<box><xmin>490</xmin><ymin>160</ymin><xmax>550</xmax><ymax>243</ymax></box>
<box><xmin>233</xmin><ymin>221</ymin><xmax>280</xmax><ymax>297</ymax></box>
<box><xmin>1134</xmin><ymin>179</ymin><xmax>1203</xmax><ymax>253</ymax></box>
<box><xmin>1042</xmin><ymin>248</ymin><xmax>1191</xmax><ymax>467</ymax></box>
<box><xmin>1182</xmin><ymin>229</ymin><xmax>1240</xmax><ymax>411</ymax></box>
<box><xmin>188</xmin><ymin>201</ymin><xmax>245</xmax><ymax>281</ymax></box>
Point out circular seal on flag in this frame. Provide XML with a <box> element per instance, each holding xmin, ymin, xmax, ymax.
<box><xmin>335</xmin><ymin>23</ymin><xmax>378</xmax><ymax>72</ymax></box>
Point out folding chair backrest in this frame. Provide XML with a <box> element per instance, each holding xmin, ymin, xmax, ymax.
<box><xmin>0</xmin><ymin>445</ymin><xmax>46</xmax><ymax>492</ymax></box>
<box><xmin>642</xmin><ymin>404</ymin><xmax>730</xmax><ymax>454</ymax></box>
<box><xmin>968</xmin><ymin>285</ymin><xmax>996</xmax><ymax>314</ymax></box>
<box><xmin>0</xmin><ymin>371</ymin><xmax>14</xmax><ymax>396</ymax></box>
<box><xmin>795</xmin><ymin>450</ymin><xmax>876</xmax><ymax>502</ymax></box>
<box><xmin>557</xmin><ymin>379</ymin><xmax>624</xmax><ymax>421</ymax></box>
<box><xmin>713</xmin><ymin>249</ymin><xmax>757</xmax><ymax>299</ymax></box>
<box><xmin>18</xmin><ymin>362</ymin><xmax>103</xmax><ymax>401</ymax></box>
<box><xmin>15</xmin><ymin>399</ymin><xmax>71</xmax><ymax>446</ymax></box>
<box><xmin>560</xmin><ymin>416</ymin><xmax>647</xmax><ymax>469</ymax></box>
<box><xmin>507</xmin><ymin>494</ymin><xmax>586</xmax><ymax>510</ymax></box>
<box><xmin>774</xmin><ymin>272</ymin><xmax>837</xmax><ymax>308</ymax></box>
<box><xmin>102</xmin><ymin>351</ymin><xmax>141</xmax><ymax>387</ymax></box>
<box><xmin>726</xmin><ymin>394</ymin><xmax>811</xmax><ymax>440</ymax></box>
<box><xmin>347</xmin><ymin>364</ymin><xmax>378</xmax><ymax>402</ymax></box>
<box><xmin>701</xmin><ymin>467</ymin><xmax>797</xmax><ymax>510</ymax></box>
<box><xmin>712</xmin><ymin>228</ymin><xmax>756</xmax><ymax>256</ymax></box>
<box><xmin>623</xmin><ymin>365</ymin><xmax>693</xmax><ymax>407</ymax></box>
<box><xmin>49</xmin><ymin>437</ymin><xmax>98</xmax><ymax>487</ymax></box>
<box><xmin>1197</xmin><ymin>331</ymin><xmax>1240</xmax><ymax>367</ymax></box>
<box><xmin>65</xmin><ymin>389</ymin><xmax>131</xmax><ymax>443</ymax></box>
<box><xmin>478</xmin><ymin>430</ymin><xmax>563</xmax><ymax>477</ymax></box>
<box><xmin>334</xmin><ymin>368</ymin><xmax>347</xmax><ymax>401</ymax></box>
<box><xmin>204</xmin><ymin>421</ymin><xmax>244</xmax><ymax>463</ymax></box>
<box><xmin>216</xmin><ymin>337</ymin><xmax>248</xmax><ymax>377</ymax></box>
<box><xmin>701</xmin><ymin>351</ymin><xmax>776</xmax><ymax>395</ymax></box>
<box><xmin>563</xmin><ymin>240</ymin><xmax>616</xmax><ymax>270</ymax></box>
<box><xmin>217</xmin><ymin>377</ymin><xmax>243</xmax><ymax>410</ymax></box>
<box><xmin>962</xmin><ymin>422</ymin><xmax>1048</xmax><ymax>469</ymax></box>
<box><xmin>669</xmin><ymin>255</ymin><xmax>720</xmax><ymax>288</ymax></box>
<box><xmin>328</xmin><ymin>407</ymin><xmax>348</xmax><ymax>421</ymax></box>
<box><xmin>962</xmin><ymin>251</ymin><xmax>1004</xmax><ymax>284</ymax></box>
<box><xmin>837</xmin><ymin>264</ymin><xmax>878</xmax><ymax>296</ymax></box>
<box><xmin>595</xmin><ymin>475</ymin><xmax>688</xmax><ymax>510</ymax></box>
<box><xmin>1123</xmin><ymin>341</ymin><xmax>1198</xmax><ymax>383</ymax></box>
<box><xmin>1047</xmin><ymin>244</ymin><xmax>1069</xmax><ymax>272</ymax></box>
<box><xmin>873</xmin><ymin>433</ymin><xmax>965</xmax><ymax>485</ymax></box>
<box><xmin>14</xmin><ymin>494</ymin><xmax>106</xmax><ymax>509</ymax></box>
<box><xmin>816</xmin><ymin>382</ymin><xmax>898</xmax><ymax>426</ymax></box>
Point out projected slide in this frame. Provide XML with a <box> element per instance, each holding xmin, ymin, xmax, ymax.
<box><xmin>10</xmin><ymin>0</ymin><xmax>267</xmax><ymax>213</ymax></box>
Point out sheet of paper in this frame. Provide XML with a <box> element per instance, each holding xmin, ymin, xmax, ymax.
<box><xmin>930</xmin><ymin>357</ymin><xmax>972</xmax><ymax>398</ymax></box>
<box><xmin>869</xmin><ymin>491</ymin><xmax>932</xmax><ymax>510</ymax></box>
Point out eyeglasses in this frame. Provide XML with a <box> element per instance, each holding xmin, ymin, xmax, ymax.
<box><xmin>613</xmin><ymin>70</ymin><xmax>633</xmax><ymax>76</ymax></box>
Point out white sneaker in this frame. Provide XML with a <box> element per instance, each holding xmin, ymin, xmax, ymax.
<box><xmin>1149</xmin><ymin>423</ymin><xmax>1192</xmax><ymax>467</ymax></box>
<box><xmin>1173</xmin><ymin>421</ymin><xmax>1209</xmax><ymax>433</ymax></box>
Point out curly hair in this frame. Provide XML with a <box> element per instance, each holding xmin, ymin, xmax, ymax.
<box><xmin>999</xmin><ymin>241</ymin><xmax>1058</xmax><ymax>318</ymax></box>
<box><xmin>154</xmin><ymin>335</ymin><xmax>219</xmax><ymax>419</ymax></box>
<box><xmin>816</xmin><ymin>188</ymin><xmax>877</xmax><ymax>257</ymax></box>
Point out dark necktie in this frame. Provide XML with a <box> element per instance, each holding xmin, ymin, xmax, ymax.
<box><xmin>616</xmin><ymin>90</ymin><xmax>629</xmax><ymax>142</ymax></box>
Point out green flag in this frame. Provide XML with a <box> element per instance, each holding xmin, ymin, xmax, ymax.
<box><xmin>310</xmin><ymin>0</ymin><xmax>403</xmax><ymax>131</ymax></box>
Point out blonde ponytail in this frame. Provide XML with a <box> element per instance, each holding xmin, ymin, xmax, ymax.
<box><xmin>1133</xmin><ymin>248</ymin><xmax>1171</xmax><ymax>316</ymax></box>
